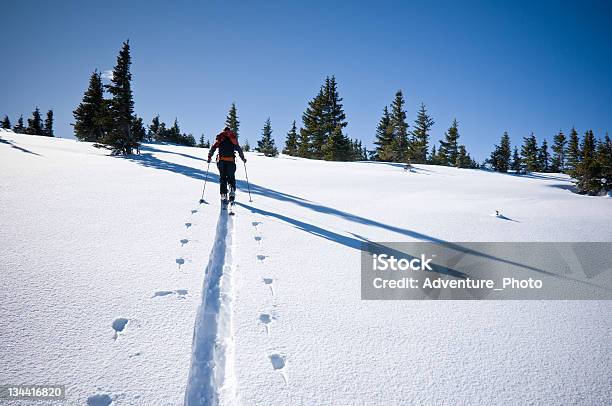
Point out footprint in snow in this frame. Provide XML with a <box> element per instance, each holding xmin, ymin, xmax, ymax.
<box><xmin>180</xmin><ymin>239</ymin><xmax>189</xmax><ymax>247</ymax></box>
<box><xmin>152</xmin><ymin>289</ymin><xmax>188</xmax><ymax>299</ymax></box>
<box><xmin>252</xmin><ymin>221</ymin><xmax>261</xmax><ymax>227</ymax></box>
<box><xmin>257</xmin><ymin>254</ymin><xmax>267</xmax><ymax>261</ymax></box>
<box><xmin>191</xmin><ymin>209</ymin><xmax>198</xmax><ymax>214</ymax></box>
<box><xmin>185</xmin><ymin>222</ymin><xmax>192</xmax><ymax>229</ymax></box>
<box><xmin>269</xmin><ymin>353</ymin><xmax>288</xmax><ymax>384</ymax></box>
<box><xmin>112</xmin><ymin>318</ymin><xmax>128</xmax><ymax>340</ymax></box>
<box><xmin>263</xmin><ymin>278</ymin><xmax>274</xmax><ymax>296</ymax></box>
<box><xmin>176</xmin><ymin>258</ymin><xmax>185</xmax><ymax>269</ymax></box>
<box><xmin>259</xmin><ymin>313</ymin><xmax>273</xmax><ymax>334</ymax></box>
<box><xmin>87</xmin><ymin>393</ymin><xmax>113</xmax><ymax>406</ymax></box>
<box><xmin>254</xmin><ymin>236</ymin><xmax>262</xmax><ymax>242</ymax></box>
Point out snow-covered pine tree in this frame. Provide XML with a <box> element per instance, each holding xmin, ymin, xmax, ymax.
<box><xmin>373</xmin><ymin>106</ymin><xmax>393</xmax><ymax>161</ymax></box>
<box><xmin>389</xmin><ymin>90</ymin><xmax>409</xmax><ymax>162</ymax></box>
<box><xmin>43</xmin><ymin>110</ymin><xmax>54</xmax><ymax>137</ymax></box>
<box><xmin>225</xmin><ymin>103</ymin><xmax>240</xmax><ymax>137</ymax></box>
<box><xmin>283</xmin><ymin>121</ymin><xmax>298</xmax><ymax>156</ymax></box>
<box><xmin>409</xmin><ymin>103</ymin><xmax>434</xmax><ymax>164</ymax></box>
<box><xmin>1</xmin><ymin>115</ymin><xmax>10</xmax><ymax>129</ymax></box>
<box><xmin>13</xmin><ymin>115</ymin><xmax>25</xmax><ymax>133</ymax></box>
<box><xmin>550</xmin><ymin>130</ymin><xmax>567</xmax><ymax>172</ymax></box>
<box><xmin>73</xmin><ymin>70</ymin><xmax>106</xmax><ymax>142</ymax></box>
<box><xmin>537</xmin><ymin>139</ymin><xmax>550</xmax><ymax>172</ymax></box>
<box><xmin>566</xmin><ymin>127</ymin><xmax>581</xmax><ymax>173</ymax></box>
<box><xmin>256</xmin><ymin>118</ymin><xmax>278</xmax><ymax>157</ymax></box>
<box><xmin>490</xmin><ymin>131</ymin><xmax>512</xmax><ymax>172</ymax></box>
<box><xmin>26</xmin><ymin>107</ymin><xmax>43</xmax><ymax>135</ymax></box>
<box><xmin>102</xmin><ymin>40</ymin><xmax>136</xmax><ymax>155</ymax></box>
<box><xmin>438</xmin><ymin>119</ymin><xmax>460</xmax><ymax>166</ymax></box>
<box><xmin>511</xmin><ymin>146</ymin><xmax>521</xmax><ymax>172</ymax></box>
<box><xmin>520</xmin><ymin>133</ymin><xmax>539</xmax><ymax>172</ymax></box>
<box><xmin>573</xmin><ymin>130</ymin><xmax>601</xmax><ymax>194</ymax></box>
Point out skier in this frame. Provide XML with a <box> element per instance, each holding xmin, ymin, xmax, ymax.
<box><xmin>207</xmin><ymin>126</ymin><xmax>246</xmax><ymax>204</ymax></box>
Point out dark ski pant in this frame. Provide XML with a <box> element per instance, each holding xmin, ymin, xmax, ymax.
<box><xmin>217</xmin><ymin>160</ymin><xmax>236</xmax><ymax>195</ymax></box>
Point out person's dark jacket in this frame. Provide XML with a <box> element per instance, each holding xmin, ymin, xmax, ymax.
<box><xmin>208</xmin><ymin>130</ymin><xmax>245</xmax><ymax>162</ymax></box>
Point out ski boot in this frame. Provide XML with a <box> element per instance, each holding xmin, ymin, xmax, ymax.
<box><xmin>229</xmin><ymin>185</ymin><xmax>236</xmax><ymax>203</ymax></box>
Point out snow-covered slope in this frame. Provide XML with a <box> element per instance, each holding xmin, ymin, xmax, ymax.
<box><xmin>1</xmin><ymin>132</ymin><xmax>610</xmax><ymax>405</ymax></box>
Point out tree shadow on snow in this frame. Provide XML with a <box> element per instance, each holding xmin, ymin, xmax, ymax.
<box><xmin>0</xmin><ymin>138</ymin><xmax>41</xmax><ymax>156</ymax></box>
<box><xmin>139</xmin><ymin>144</ymin><xmax>206</xmax><ymax>162</ymax></box>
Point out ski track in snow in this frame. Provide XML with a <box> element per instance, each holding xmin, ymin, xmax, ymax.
<box><xmin>184</xmin><ymin>205</ymin><xmax>237</xmax><ymax>405</ymax></box>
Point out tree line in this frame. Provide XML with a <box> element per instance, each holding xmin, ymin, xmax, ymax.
<box><xmin>67</xmin><ymin>40</ymin><xmax>612</xmax><ymax>195</ymax></box>
<box><xmin>2</xmin><ymin>108</ymin><xmax>54</xmax><ymax>137</ymax></box>
<box><xmin>488</xmin><ymin>129</ymin><xmax>611</xmax><ymax>195</ymax></box>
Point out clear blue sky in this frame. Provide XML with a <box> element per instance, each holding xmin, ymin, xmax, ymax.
<box><xmin>1</xmin><ymin>0</ymin><xmax>611</xmax><ymax>161</ymax></box>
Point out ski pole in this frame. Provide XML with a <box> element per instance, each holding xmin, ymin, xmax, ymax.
<box><xmin>243</xmin><ymin>161</ymin><xmax>253</xmax><ymax>202</ymax></box>
<box><xmin>199</xmin><ymin>160</ymin><xmax>211</xmax><ymax>204</ymax></box>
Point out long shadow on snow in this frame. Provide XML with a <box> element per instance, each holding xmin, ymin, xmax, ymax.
<box><xmin>125</xmin><ymin>152</ymin><xmax>587</xmax><ymax>281</ymax></box>
<box><xmin>0</xmin><ymin>138</ymin><xmax>41</xmax><ymax>156</ymax></box>
<box><xmin>238</xmin><ymin>202</ymin><xmax>468</xmax><ymax>279</ymax></box>
<box><xmin>139</xmin><ymin>144</ymin><xmax>206</xmax><ymax>162</ymax></box>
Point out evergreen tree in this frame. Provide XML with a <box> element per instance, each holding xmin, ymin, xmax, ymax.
<box><xmin>170</xmin><ymin>118</ymin><xmax>180</xmax><ymax>140</ymax></box>
<box><xmin>225</xmin><ymin>103</ymin><xmax>240</xmax><ymax>137</ymax></box>
<box><xmin>283</xmin><ymin>120</ymin><xmax>298</xmax><ymax>156</ymax></box>
<box><xmin>429</xmin><ymin>145</ymin><xmax>438</xmax><ymax>164</ymax></box>
<box><xmin>198</xmin><ymin>134</ymin><xmax>206</xmax><ymax>148</ymax></box>
<box><xmin>243</xmin><ymin>139</ymin><xmax>250</xmax><ymax>152</ymax></box>
<box><xmin>256</xmin><ymin>118</ymin><xmax>278</xmax><ymax>157</ymax></box>
<box><xmin>537</xmin><ymin>139</ymin><xmax>550</xmax><ymax>172</ymax></box>
<box><xmin>520</xmin><ymin>132</ymin><xmax>539</xmax><ymax>172</ymax></box>
<box><xmin>43</xmin><ymin>109</ymin><xmax>54</xmax><ymax>137</ymax></box>
<box><xmin>389</xmin><ymin>90</ymin><xmax>409</xmax><ymax>162</ymax></box>
<box><xmin>1</xmin><ymin>115</ymin><xmax>10</xmax><ymax>129</ymax></box>
<box><xmin>566</xmin><ymin>127</ymin><xmax>581</xmax><ymax>173</ymax></box>
<box><xmin>131</xmin><ymin>115</ymin><xmax>146</xmax><ymax>143</ymax></box>
<box><xmin>511</xmin><ymin>146</ymin><xmax>521</xmax><ymax>172</ymax></box>
<box><xmin>490</xmin><ymin>131</ymin><xmax>512</xmax><ymax>172</ymax></box>
<box><xmin>596</xmin><ymin>133</ymin><xmax>611</xmax><ymax>193</ymax></box>
<box><xmin>304</xmin><ymin>76</ymin><xmax>348</xmax><ymax>159</ymax></box>
<box><xmin>13</xmin><ymin>115</ymin><xmax>25</xmax><ymax>133</ymax></box>
<box><xmin>550</xmin><ymin>130</ymin><xmax>567</xmax><ymax>172</ymax></box>
<box><xmin>455</xmin><ymin>145</ymin><xmax>478</xmax><ymax>168</ymax></box>
<box><xmin>373</xmin><ymin>106</ymin><xmax>394</xmax><ymax>161</ymax></box>
<box><xmin>26</xmin><ymin>107</ymin><xmax>43</xmax><ymax>135</ymax></box>
<box><xmin>148</xmin><ymin>115</ymin><xmax>160</xmax><ymax>142</ymax></box>
<box><xmin>322</xmin><ymin>126</ymin><xmax>353</xmax><ymax>161</ymax></box>
<box><xmin>409</xmin><ymin>103</ymin><xmax>434</xmax><ymax>163</ymax></box>
<box><xmin>74</xmin><ymin>70</ymin><xmax>107</xmax><ymax>142</ymax></box>
<box><xmin>102</xmin><ymin>40</ymin><xmax>136</xmax><ymax>154</ymax></box>
<box><xmin>183</xmin><ymin>133</ymin><xmax>196</xmax><ymax>147</ymax></box>
<box><xmin>573</xmin><ymin>130</ymin><xmax>602</xmax><ymax>194</ymax></box>
<box><xmin>322</xmin><ymin>76</ymin><xmax>347</xmax><ymax>141</ymax></box>
<box><xmin>299</xmin><ymin>86</ymin><xmax>324</xmax><ymax>158</ymax></box>
<box><xmin>439</xmin><ymin>119</ymin><xmax>460</xmax><ymax>166</ymax></box>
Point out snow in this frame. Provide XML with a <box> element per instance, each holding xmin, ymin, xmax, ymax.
<box><xmin>1</xmin><ymin>131</ymin><xmax>611</xmax><ymax>405</ymax></box>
